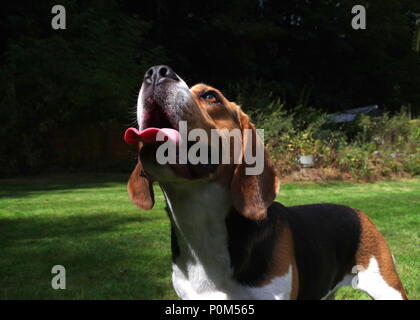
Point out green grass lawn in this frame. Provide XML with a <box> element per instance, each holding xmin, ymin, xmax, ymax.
<box><xmin>0</xmin><ymin>174</ymin><xmax>418</xmax><ymax>300</ymax></box>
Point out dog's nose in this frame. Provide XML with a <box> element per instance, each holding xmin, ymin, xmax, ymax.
<box><xmin>144</xmin><ymin>65</ymin><xmax>178</xmax><ymax>86</ymax></box>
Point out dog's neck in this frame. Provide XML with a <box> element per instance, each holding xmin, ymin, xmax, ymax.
<box><xmin>160</xmin><ymin>180</ymin><xmax>235</xmax><ymax>299</ymax></box>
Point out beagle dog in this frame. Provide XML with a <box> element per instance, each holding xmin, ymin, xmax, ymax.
<box><xmin>125</xmin><ymin>65</ymin><xmax>408</xmax><ymax>300</ymax></box>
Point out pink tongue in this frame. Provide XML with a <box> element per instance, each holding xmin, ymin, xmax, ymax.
<box><xmin>124</xmin><ymin>127</ymin><xmax>181</xmax><ymax>145</ymax></box>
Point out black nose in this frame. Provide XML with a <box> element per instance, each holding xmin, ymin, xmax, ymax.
<box><xmin>144</xmin><ymin>65</ymin><xmax>178</xmax><ymax>86</ymax></box>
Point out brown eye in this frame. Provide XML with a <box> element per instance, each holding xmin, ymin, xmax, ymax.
<box><xmin>201</xmin><ymin>91</ymin><xmax>219</xmax><ymax>104</ymax></box>
<box><xmin>206</xmin><ymin>94</ymin><xmax>217</xmax><ymax>103</ymax></box>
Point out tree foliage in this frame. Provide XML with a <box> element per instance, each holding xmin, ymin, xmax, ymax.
<box><xmin>0</xmin><ymin>0</ymin><xmax>419</xmax><ymax>175</ymax></box>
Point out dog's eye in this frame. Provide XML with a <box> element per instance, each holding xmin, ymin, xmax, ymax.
<box><xmin>201</xmin><ymin>91</ymin><xmax>219</xmax><ymax>104</ymax></box>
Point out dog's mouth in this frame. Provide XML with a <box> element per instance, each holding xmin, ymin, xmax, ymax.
<box><xmin>124</xmin><ymin>97</ymin><xmax>181</xmax><ymax>145</ymax></box>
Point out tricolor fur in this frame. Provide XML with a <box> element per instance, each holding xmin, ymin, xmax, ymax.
<box><xmin>126</xmin><ymin>65</ymin><xmax>408</xmax><ymax>300</ymax></box>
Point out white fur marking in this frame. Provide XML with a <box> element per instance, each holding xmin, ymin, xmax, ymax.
<box><xmin>246</xmin><ymin>265</ymin><xmax>293</xmax><ymax>300</ymax></box>
<box><xmin>163</xmin><ymin>181</ymin><xmax>235</xmax><ymax>299</ymax></box>
<box><xmin>137</xmin><ymin>86</ymin><xmax>145</xmax><ymax>130</ymax></box>
<box><xmin>356</xmin><ymin>257</ymin><xmax>403</xmax><ymax>300</ymax></box>
<box><xmin>162</xmin><ymin>181</ymin><xmax>293</xmax><ymax>300</ymax></box>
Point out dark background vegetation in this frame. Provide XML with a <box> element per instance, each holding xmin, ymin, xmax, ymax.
<box><xmin>0</xmin><ymin>0</ymin><xmax>419</xmax><ymax>177</ymax></box>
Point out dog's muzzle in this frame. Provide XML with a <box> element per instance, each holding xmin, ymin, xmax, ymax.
<box><xmin>125</xmin><ymin>65</ymin><xmax>188</xmax><ymax>146</ymax></box>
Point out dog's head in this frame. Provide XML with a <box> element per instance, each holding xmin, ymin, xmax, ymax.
<box><xmin>126</xmin><ymin>65</ymin><xmax>279</xmax><ymax>220</ymax></box>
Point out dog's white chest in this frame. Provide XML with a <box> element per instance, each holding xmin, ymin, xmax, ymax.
<box><xmin>162</xmin><ymin>181</ymin><xmax>293</xmax><ymax>300</ymax></box>
<box><xmin>171</xmin><ymin>263</ymin><xmax>232</xmax><ymax>300</ymax></box>
<box><xmin>171</xmin><ymin>262</ymin><xmax>293</xmax><ymax>300</ymax></box>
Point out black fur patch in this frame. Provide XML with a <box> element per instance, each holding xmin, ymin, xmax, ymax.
<box><xmin>226</xmin><ymin>204</ymin><xmax>288</xmax><ymax>286</ymax></box>
<box><xmin>165</xmin><ymin>206</ymin><xmax>180</xmax><ymax>262</ymax></box>
<box><xmin>226</xmin><ymin>202</ymin><xmax>361</xmax><ymax>299</ymax></box>
<box><xmin>170</xmin><ymin>224</ymin><xmax>180</xmax><ymax>263</ymax></box>
<box><xmin>285</xmin><ymin>203</ymin><xmax>361</xmax><ymax>299</ymax></box>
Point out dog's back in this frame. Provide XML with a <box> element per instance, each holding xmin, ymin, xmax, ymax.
<box><xmin>281</xmin><ymin>203</ymin><xmax>407</xmax><ymax>299</ymax></box>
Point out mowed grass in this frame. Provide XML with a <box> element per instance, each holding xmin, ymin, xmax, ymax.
<box><xmin>0</xmin><ymin>174</ymin><xmax>418</xmax><ymax>300</ymax></box>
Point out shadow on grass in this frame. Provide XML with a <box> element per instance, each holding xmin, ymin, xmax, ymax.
<box><xmin>0</xmin><ymin>173</ymin><xmax>130</xmax><ymax>199</ymax></box>
<box><xmin>0</xmin><ymin>211</ymin><xmax>173</xmax><ymax>299</ymax></box>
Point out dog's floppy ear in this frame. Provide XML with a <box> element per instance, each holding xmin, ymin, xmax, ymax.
<box><xmin>127</xmin><ymin>146</ymin><xmax>154</xmax><ymax>210</ymax></box>
<box><xmin>230</xmin><ymin>112</ymin><xmax>279</xmax><ymax>220</ymax></box>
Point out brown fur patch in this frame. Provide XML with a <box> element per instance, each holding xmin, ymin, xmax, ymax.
<box><xmin>190</xmin><ymin>84</ymin><xmax>280</xmax><ymax>220</ymax></box>
<box><xmin>230</xmin><ymin>112</ymin><xmax>279</xmax><ymax>220</ymax></box>
<box><xmin>263</xmin><ymin>223</ymin><xmax>299</xmax><ymax>299</ymax></box>
<box><xmin>355</xmin><ymin>210</ymin><xmax>408</xmax><ymax>299</ymax></box>
<box><xmin>127</xmin><ymin>157</ymin><xmax>154</xmax><ymax>210</ymax></box>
